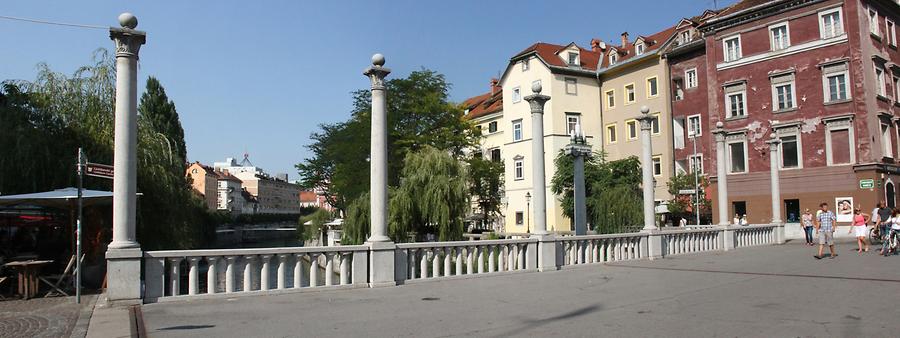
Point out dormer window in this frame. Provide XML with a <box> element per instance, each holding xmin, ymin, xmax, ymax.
<box><xmin>679</xmin><ymin>30</ymin><xmax>691</xmax><ymax>44</ymax></box>
<box><xmin>609</xmin><ymin>53</ymin><xmax>618</xmax><ymax>65</ymax></box>
<box><xmin>635</xmin><ymin>42</ymin><xmax>645</xmax><ymax>55</ymax></box>
<box><xmin>567</xmin><ymin>52</ymin><xmax>579</xmax><ymax>66</ymax></box>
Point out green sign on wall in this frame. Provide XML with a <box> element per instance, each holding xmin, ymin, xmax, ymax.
<box><xmin>860</xmin><ymin>179</ymin><xmax>875</xmax><ymax>189</ymax></box>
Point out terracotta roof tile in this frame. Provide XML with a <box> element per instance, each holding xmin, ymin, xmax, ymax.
<box><xmin>462</xmin><ymin>89</ymin><xmax>502</xmax><ymax>120</ymax></box>
<box><xmin>513</xmin><ymin>42</ymin><xmax>603</xmax><ymax>71</ymax></box>
<box><xmin>599</xmin><ymin>25</ymin><xmax>677</xmax><ymax>69</ymax></box>
<box><xmin>714</xmin><ymin>0</ymin><xmax>776</xmax><ymax>18</ymax></box>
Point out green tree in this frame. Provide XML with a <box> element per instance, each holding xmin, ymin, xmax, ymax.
<box><xmin>298</xmin><ymin>208</ymin><xmax>332</xmax><ymax>243</ymax></box>
<box><xmin>551</xmin><ymin>150</ymin><xmax>643</xmax><ymax>233</ymax></box>
<box><xmin>297</xmin><ymin>69</ymin><xmax>479</xmax><ymax>213</ymax></box>
<box><xmin>138</xmin><ymin>77</ymin><xmax>187</xmax><ymax>161</ymax></box>
<box><xmin>667</xmin><ymin>172</ymin><xmax>711</xmax><ymax>223</ymax></box>
<box><xmin>467</xmin><ymin>156</ymin><xmax>504</xmax><ymax>230</ymax></box>
<box><xmin>342</xmin><ymin>146</ymin><xmax>469</xmax><ymax>244</ymax></box>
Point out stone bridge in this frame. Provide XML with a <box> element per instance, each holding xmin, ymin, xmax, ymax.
<box><xmin>138</xmin><ymin>237</ymin><xmax>900</xmax><ymax>337</ymax></box>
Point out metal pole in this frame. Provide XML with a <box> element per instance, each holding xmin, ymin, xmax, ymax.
<box><xmin>693</xmin><ymin>135</ymin><xmax>700</xmax><ymax>226</ymax></box>
<box><xmin>76</xmin><ymin>148</ymin><xmax>84</xmax><ymax>304</ymax></box>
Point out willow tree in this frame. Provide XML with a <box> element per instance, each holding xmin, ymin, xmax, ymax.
<box><xmin>342</xmin><ymin>146</ymin><xmax>468</xmax><ymax>244</ymax></box>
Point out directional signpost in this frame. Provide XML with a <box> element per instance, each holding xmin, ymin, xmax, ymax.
<box><xmin>860</xmin><ymin>179</ymin><xmax>875</xmax><ymax>189</ymax></box>
<box><xmin>76</xmin><ymin>149</ymin><xmax>114</xmax><ymax>304</ymax></box>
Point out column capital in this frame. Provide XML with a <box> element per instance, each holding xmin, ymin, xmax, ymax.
<box><xmin>712</xmin><ymin>121</ymin><xmax>728</xmax><ymax>142</ymax></box>
<box><xmin>637</xmin><ymin>113</ymin><xmax>654</xmax><ymax>131</ymax></box>
<box><xmin>766</xmin><ymin>133</ymin><xmax>781</xmax><ymax>150</ymax></box>
<box><xmin>109</xmin><ymin>28</ymin><xmax>146</xmax><ymax>59</ymax></box>
<box><xmin>524</xmin><ymin>81</ymin><xmax>550</xmax><ymax>115</ymax></box>
<box><xmin>363</xmin><ymin>54</ymin><xmax>391</xmax><ymax>90</ymax></box>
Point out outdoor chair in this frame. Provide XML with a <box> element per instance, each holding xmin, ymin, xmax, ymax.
<box><xmin>40</xmin><ymin>254</ymin><xmax>80</xmax><ymax>297</ymax></box>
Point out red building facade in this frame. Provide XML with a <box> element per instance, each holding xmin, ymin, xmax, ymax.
<box><xmin>696</xmin><ymin>0</ymin><xmax>900</xmax><ymax>224</ymax></box>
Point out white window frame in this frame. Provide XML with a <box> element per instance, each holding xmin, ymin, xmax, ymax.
<box><xmin>566</xmin><ymin>113</ymin><xmax>581</xmax><ymax>136</ymax></box>
<box><xmin>771</xmin><ymin>78</ymin><xmax>796</xmax><ymax>111</ymax></box>
<box><xmin>646</xmin><ymin>76</ymin><xmax>659</xmax><ymax>98</ymax></box>
<box><xmin>512</xmin><ymin>86</ymin><xmax>521</xmax><ymax>103</ymax></box>
<box><xmin>652</xmin><ymin>155</ymin><xmax>662</xmax><ymax>176</ymax></box>
<box><xmin>512</xmin><ymin>119</ymin><xmax>523</xmax><ymax>142</ymax></box>
<box><xmin>568</xmin><ymin>52</ymin><xmax>579</xmax><ymax>66</ymax></box>
<box><xmin>689</xmin><ymin>153</ymin><xmax>704</xmax><ymax>174</ymax></box>
<box><xmin>876</xmin><ymin>64</ymin><xmax>887</xmax><ymax>97</ymax></box>
<box><xmin>605</xmin><ymin>89</ymin><xmax>616</xmax><ymax>109</ymax></box>
<box><xmin>609</xmin><ymin>52</ymin><xmax>618</xmax><ymax>65</ymax></box>
<box><xmin>887</xmin><ymin>18</ymin><xmax>897</xmax><ymax>46</ymax></box>
<box><xmin>769</xmin><ymin>22</ymin><xmax>791</xmax><ymax>51</ymax></box>
<box><xmin>686</xmin><ymin>68</ymin><xmax>698</xmax><ymax>88</ymax></box>
<box><xmin>777</xmin><ymin>131</ymin><xmax>803</xmax><ymax>170</ymax></box>
<box><xmin>522</xmin><ymin>59</ymin><xmax>530</xmax><ymax>71</ymax></box>
<box><xmin>819</xmin><ymin>7</ymin><xmax>844</xmax><ymax>39</ymax></box>
<box><xmin>687</xmin><ymin>114</ymin><xmax>702</xmax><ymax>137</ymax></box>
<box><xmin>636</xmin><ymin>42</ymin><xmax>645</xmax><ymax>55</ymax></box>
<box><xmin>514</xmin><ymin>159</ymin><xmax>524</xmax><ymax>180</ymax></box>
<box><xmin>894</xmin><ymin>75</ymin><xmax>900</xmax><ymax>101</ymax></box>
<box><xmin>626</xmin><ymin>119</ymin><xmax>638</xmax><ymax>140</ymax></box>
<box><xmin>565</xmin><ymin>77</ymin><xmax>578</xmax><ymax>95</ymax></box>
<box><xmin>723</xmin><ymin>35</ymin><xmax>742</xmax><ymax>62</ymax></box>
<box><xmin>869</xmin><ymin>7</ymin><xmax>881</xmax><ymax>36</ymax></box>
<box><xmin>651</xmin><ymin>113</ymin><xmax>661</xmax><ymax>135</ymax></box>
<box><xmin>883</xmin><ymin>123</ymin><xmax>894</xmax><ymax>159</ymax></box>
<box><xmin>825</xmin><ymin>118</ymin><xmax>856</xmax><ymax>166</ymax></box>
<box><xmin>606</xmin><ymin>123</ymin><xmax>618</xmax><ymax>144</ymax></box>
<box><xmin>822</xmin><ymin>63</ymin><xmax>850</xmax><ymax>103</ymax></box>
<box><xmin>727</xmin><ymin>139</ymin><xmax>749</xmax><ymax>174</ymax></box>
<box><xmin>725</xmin><ymin>90</ymin><xmax>747</xmax><ymax>118</ymax></box>
<box><xmin>624</xmin><ymin>83</ymin><xmax>636</xmax><ymax>104</ymax></box>
<box><xmin>680</xmin><ymin>30</ymin><xmax>691</xmax><ymax>44</ymax></box>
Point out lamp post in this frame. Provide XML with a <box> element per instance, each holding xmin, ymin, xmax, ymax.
<box><xmin>525</xmin><ymin>192</ymin><xmax>531</xmax><ymax>234</ymax></box>
<box><xmin>565</xmin><ymin>123</ymin><xmax>591</xmax><ymax>235</ymax></box>
<box><xmin>689</xmin><ymin>130</ymin><xmax>700</xmax><ymax>226</ymax></box>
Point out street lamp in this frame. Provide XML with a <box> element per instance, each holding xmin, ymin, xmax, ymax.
<box><xmin>565</xmin><ymin>123</ymin><xmax>591</xmax><ymax>235</ymax></box>
<box><xmin>525</xmin><ymin>192</ymin><xmax>532</xmax><ymax>234</ymax></box>
<box><xmin>689</xmin><ymin>130</ymin><xmax>700</xmax><ymax>226</ymax></box>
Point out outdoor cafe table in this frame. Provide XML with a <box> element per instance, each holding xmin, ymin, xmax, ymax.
<box><xmin>3</xmin><ymin>260</ymin><xmax>53</xmax><ymax>299</ymax></box>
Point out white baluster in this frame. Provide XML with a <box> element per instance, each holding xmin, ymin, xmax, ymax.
<box><xmin>169</xmin><ymin>258</ymin><xmax>182</xmax><ymax>296</ymax></box>
<box><xmin>206</xmin><ymin>257</ymin><xmax>218</xmax><ymax>294</ymax></box>
<box><xmin>498</xmin><ymin>246</ymin><xmax>506</xmax><ymax>272</ymax></box>
<box><xmin>260</xmin><ymin>255</ymin><xmax>272</xmax><ymax>291</ymax></box>
<box><xmin>466</xmin><ymin>247</ymin><xmax>475</xmax><ymax>274</ymax></box>
<box><xmin>187</xmin><ymin>257</ymin><xmax>200</xmax><ymax>296</ymax></box>
<box><xmin>409</xmin><ymin>249</ymin><xmax>417</xmax><ymax>279</ymax></box>
<box><xmin>455</xmin><ymin>247</ymin><xmax>463</xmax><ymax>276</ymax></box>
<box><xmin>477</xmin><ymin>246</ymin><xmax>485</xmax><ymax>274</ymax></box>
<box><xmin>443</xmin><ymin>248</ymin><xmax>452</xmax><ymax>276</ymax></box>
<box><xmin>225</xmin><ymin>256</ymin><xmax>236</xmax><ymax>293</ymax></box>
<box><xmin>325</xmin><ymin>253</ymin><xmax>335</xmax><ymax>286</ymax></box>
<box><xmin>243</xmin><ymin>256</ymin><xmax>255</xmax><ymax>292</ymax></box>
<box><xmin>340</xmin><ymin>252</ymin><xmax>351</xmax><ymax>285</ymax></box>
<box><xmin>517</xmin><ymin>244</ymin><xmax>525</xmax><ymax>270</ymax></box>
<box><xmin>432</xmin><ymin>248</ymin><xmax>442</xmax><ymax>278</ymax></box>
<box><xmin>277</xmin><ymin>254</ymin><xmax>288</xmax><ymax>290</ymax></box>
<box><xmin>488</xmin><ymin>246</ymin><xmax>496</xmax><ymax>272</ymax></box>
<box><xmin>420</xmin><ymin>249</ymin><xmax>430</xmax><ymax>279</ymax></box>
<box><xmin>308</xmin><ymin>253</ymin><xmax>319</xmax><ymax>287</ymax></box>
<box><xmin>293</xmin><ymin>253</ymin><xmax>306</xmax><ymax>288</ymax></box>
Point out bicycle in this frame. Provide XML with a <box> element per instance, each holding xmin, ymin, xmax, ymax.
<box><xmin>869</xmin><ymin>226</ymin><xmax>881</xmax><ymax>244</ymax></box>
<box><xmin>881</xmin><ymin>228</ymin><xmax>899</xmax><ymax>256</ymax></box>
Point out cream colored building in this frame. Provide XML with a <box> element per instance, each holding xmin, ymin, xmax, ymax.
<box><xmin>462</xmin><ymin>79</ymin><xmax>505</xmax><ymax>231</ymax></box>
<box><xmin>496</xmin><ymin>42</ymin><xmax>604</xmax><ymax>233</ymax></box>
<box><xmin>598</xmin><ymin>30</ymin><xmax>677</xmax><ymax>207</ymax></box>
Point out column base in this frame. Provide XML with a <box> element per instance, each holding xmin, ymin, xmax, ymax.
<box><xmin>774</xmin><ymin>222</ymin><xmax>786</xmax><ymax>244</ymax></box>
<box><xmin>533</xmin><ymin>234</ymin><xmax>558</xmax><ymax>272</ymax></box>
<box><xmin>641</xmin><ymin>230</ymin><xmax>664</xmax><ymax>260</ymax></box>
<box><xmin>105</xmin><ymin>248</ymin><xmax>143</xmax><ymax>302</ymax></box>
<box><xmin>721</xmin><ymin>226</ymin><xmax>736</xmax><ymax>251</ymax></box>
<box><xmin>366</xmin><ymin>241</ymin><xmax>396</xmax><ymax>287</ymax></box>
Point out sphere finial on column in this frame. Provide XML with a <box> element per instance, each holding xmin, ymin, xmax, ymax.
<box><xmin>531</xmin><ymin>81</ymin><xmax>542</xmax><ymax>94</ymax></box>
<box><xmin>640</xmin><ymin>105</ymin><xmax>650</xmax><ymax>114</ymax></box>
<box><xmin>372</xmin><ymin>53</ymin><xmax>386</xmax><ymax>67</ymax></box>
<box><xmin>716</xmin><ymin>121</ymin><xmax>724</xmax><ymax>128</ymax></box>
<box><xmin>118</xmin><ymin>13</ymin><xmax>138</xmax><ymax>29</ymax></box>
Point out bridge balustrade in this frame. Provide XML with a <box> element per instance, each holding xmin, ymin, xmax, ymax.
<box><xmin>555</xmin><ymin>233</ymin><xmax>647</xmax><ymax>267</ymax></box>
<box><xmin>662</xmin><ymin>228</ymin><xmax>721</xmax><ymax>256</ymax></box>
<box><xmin>733</xmin><ymin>224</ymin><xmax>776</xmax><ymax>248</ymax></box>
<box><xmin>394</xmin><ymin>238</ymin><xmax>537</xmax><ymax>282</ymax></box>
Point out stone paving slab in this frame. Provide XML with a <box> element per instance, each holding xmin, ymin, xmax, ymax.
<box><xmin>141</xmin><ymin>239</ymin><xmax>900</xmax><ymax>337</ymax></box>
<box><xmin>0</xmin><ymin>294</ymin><xmax>95</xmax><ymax>338</ymax></box>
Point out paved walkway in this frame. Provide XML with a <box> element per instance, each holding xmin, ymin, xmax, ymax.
<box><xmin>141</xmin><ymin>240</ymin><xmax>900</xmax><ymax>337</ymax></box>
<box><xmin>0</xmin><ymin>294</ymin><xmax>96</xmax><ymax>338</ymax></box>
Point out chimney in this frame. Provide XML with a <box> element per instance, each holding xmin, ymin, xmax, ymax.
<box><xmin>621</xmin><ymin>32</ymin><xmax>629</xmax><ymax>48</ymax></box>
<box><xmin>590</xmin><ymin>38</ymin><xmax>603</xmax><ymax>52</ymax></box>
<box><xmin>490</xmin><ymin>78</ymin><xmax>501</xmax><ymax>95</ymax></box>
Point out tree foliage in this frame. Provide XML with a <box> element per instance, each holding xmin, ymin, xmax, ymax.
<box><xmin>298</xmin><ymin>208</ymin><xmax>333</xmax><ymax>243</ymax></box>
<box><xmin>296</xmin><ymin>69</ymin><xmax>479</xmax><ymax>213</ymax></box>
<box><xmin>551</xmin><ymin>150</ymin><xmax>643</xmax><ymax>233</ymax></box>
<box><xmin>466</xmin><ymin>156</ymin><xmax>504</xmax><ymax>230</ymax></box>
<box><xmin>342</xmin><ymin>146</ymin><xmax>469</xmax><ymax>244</ymax></box>
<box><xmin>0</xmin><ymin>49</ymin><xmax>215</xmax><ymax>250</ymax></box>
<box><xmin>667</xmin><ymin>172</ymin><xmax>712</xmax><ymax>224</ymax></box>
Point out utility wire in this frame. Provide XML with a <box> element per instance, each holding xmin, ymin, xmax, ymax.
<box><xmin>0</xmin><ymin>14</ymin><xmax>107</xmax><ymax>30</ymax></box>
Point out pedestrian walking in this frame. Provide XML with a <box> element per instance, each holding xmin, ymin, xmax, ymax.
<box><xmin>847</xmin><ymin>207</ymin><xmax>870</xmax><ymax>253</ymax></box>
<box><xmin>801</xmin><ymin>209</ymin><xmax>814</xmax><ymax>246</ymax></box>
<box><xmin>814</xmin><ymin>202</ymin><xmax>838</xmax><ymax>259</ymax></box>
<box><xmin>876</xmin><ymin>201</ymin><xmax>892</xmax><ymax>241</ymax></box>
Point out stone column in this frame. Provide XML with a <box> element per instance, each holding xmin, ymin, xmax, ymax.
<box><xmin>637</xmin><ymin>107</ymin><xmax>662</xmax><ymax>259</ymax></box>
<box><xmin>767</xmin><ymin>134</ymin><xmax>786</xmax><ymax>244</ymax></box>
<box><xmin>524</xmin><ymin>82</ymin><xmax>550</xmax><ymax>236</ymax></box>
<box><xmin>106</xmin><ymin>13</ymin><xmax>146</xmax><ymax>303</ymax></box>
<box><xmin>636</xmin><ymin>107</ymin><xmax>656</xmax><ymax>231</ymax></box>
<box><xmin>363</xmin><ymin>54</ymin><xmax>396</xmax><ymax>287</ymax></box>
<box><xmin>565</xmin><ymin>126</ymin><xmax>591</xmax><ymax>236</ymax></box>
<box><xmin>713</xmin><ymin>122</ymin><xmax>730</xmax><ymax>226</ymax></box>
<box><xmin>523</xmin><ymin>82</ymin><xmax>557</xmax><ymax>271</ymax></box>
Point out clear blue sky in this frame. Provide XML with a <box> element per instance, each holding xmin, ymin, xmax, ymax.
<box><xmin>2</xmin><ymin>0</ymin><xmax>736</xmax><ymax>179</ymax></box>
